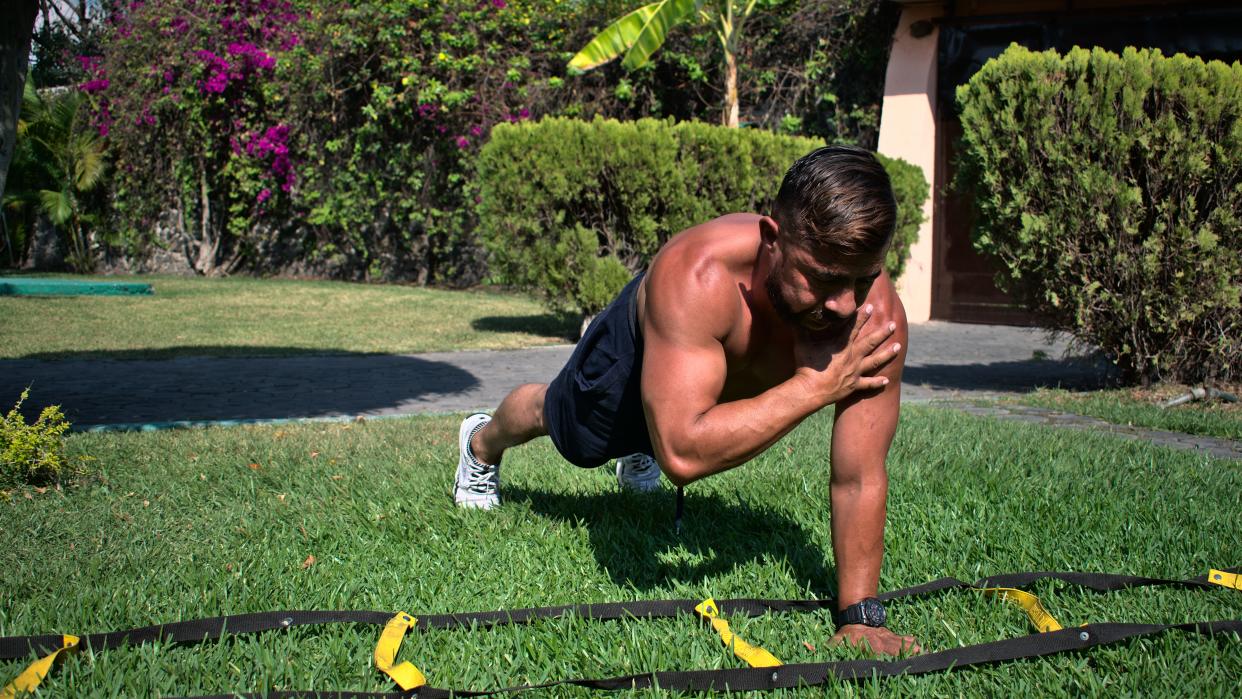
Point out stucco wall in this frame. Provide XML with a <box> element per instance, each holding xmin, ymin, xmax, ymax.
<box><xmin>877</xmin><ymin>3</ymin><xmax>942</xmax><ymax>323</ymax></box>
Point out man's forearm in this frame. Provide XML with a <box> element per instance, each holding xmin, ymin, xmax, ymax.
<box><xmin>830</xmin><ymin>475</ymin><xmax>887</xmax><ymax>607</ymax></box>
<box><xmin>649</xmin><ymin>374</ymin><xmax>827</xmax><ymax>485</ymax></box>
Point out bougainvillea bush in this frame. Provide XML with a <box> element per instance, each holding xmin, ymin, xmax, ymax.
<box><xmin>89</xmin><ymin>0</ymin><xmax>304</xmax><ymax>275</ymax></box>
<box><xmin>77</xmin><ymin>0</ymin><xmax>898</xmax><ymax>281</ymax></box>
<box><xmin>87</xmin><ymin>0</ymin><xmax>611</xmax><ymax>280</ymax></box>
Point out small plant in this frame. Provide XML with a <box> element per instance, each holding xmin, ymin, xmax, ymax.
<box><xmin>1</xmin><ymin>388</ymin><xmax>78</xmax><ymax>487</ymax></box>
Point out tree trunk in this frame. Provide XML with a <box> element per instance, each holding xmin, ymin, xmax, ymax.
<box><xmin>722</xmin><ymin>48</ymin><xmax>739</xmax><ymax>127</ymax></box>
<box><xmin>0</xmin><ymin>0</ymin><xmax>40</xmax><ymax>202</ymax></box>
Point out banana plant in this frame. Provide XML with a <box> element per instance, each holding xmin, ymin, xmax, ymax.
<box><xmin>569</xmin><ymin>0</ymin><xmax>762</xmax><ymax>128</ymax></box>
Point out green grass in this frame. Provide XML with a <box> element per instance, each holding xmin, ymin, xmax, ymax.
<box><xmin>1016</xmin><ymin>386</ymin><xmax>1242</xmax><ymax>440</ymax></box>
<box><xmin>0</xmin><ymin>274</ymin><xmax>577</xmax><ymax>359</ymax></box>
<box><xmin>1</xmin><ymin>407</ymin><xmax>1239</xmax><ymax>698</ymax></box>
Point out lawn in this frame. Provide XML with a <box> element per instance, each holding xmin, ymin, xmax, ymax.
<box><xmin>1016</xmin><ymin>385</ymin><xmax>1242</xmax><ymax>440</ymax></box>
<box><xmin>2</xmin><ymin>407</ymin><xmax>1239</xmax><ymax>698</ymax></box>
<box><xmin>0</xmin><ymin>274</ymin><xmax>577</xmax><ymax>359</ymax></box>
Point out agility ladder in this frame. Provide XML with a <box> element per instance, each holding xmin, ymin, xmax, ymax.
<box><xmin>3</xmin><ymin>568</ymin><xmax>1239</xmax><ymax>698</ymax></box>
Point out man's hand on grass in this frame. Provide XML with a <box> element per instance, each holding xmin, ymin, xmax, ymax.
<box><xmin>830</xmin><ymin>624</ymin><xmax>921</xmax><ymax>657</ymax></box>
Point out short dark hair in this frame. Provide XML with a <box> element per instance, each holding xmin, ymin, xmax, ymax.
<box><xmin>772</xmin><ymin>145</ymin><xmax>896</xmax><ymax>259</ymax></box>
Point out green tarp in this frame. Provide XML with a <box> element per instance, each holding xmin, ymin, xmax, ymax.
<box><xmin>0</xmin><ymin>279</ymin><xmax>153</xmax><ymax>296</ymax></box>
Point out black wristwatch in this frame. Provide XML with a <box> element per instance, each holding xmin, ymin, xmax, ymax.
<box><xmin>833</xmin><ymin>597</ymin><xmax>887</xmax><ymax>629</ymax></box>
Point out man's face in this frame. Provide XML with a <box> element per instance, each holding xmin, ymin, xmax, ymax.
<box><xmin>764</xmin><ymin>239</ymin><xmax>883</xmax><ymax>335</ymax></box>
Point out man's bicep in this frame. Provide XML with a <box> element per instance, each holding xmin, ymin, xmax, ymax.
<box><xmin>641</xmin><ymin>331</ymin><xmax>727</xmax><ymax>464</ymax></box>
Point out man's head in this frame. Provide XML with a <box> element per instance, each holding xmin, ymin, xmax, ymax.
<box><xmin>762</xmin><ymin>146</ymin><xmax>897</xmax><ymax>332</ymax></box>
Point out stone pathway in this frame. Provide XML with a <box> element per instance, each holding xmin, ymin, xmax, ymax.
<box><xmin>2</xmin><ymin>320</ymin><xmax>1237</xmax><ymax>460</ymax></box>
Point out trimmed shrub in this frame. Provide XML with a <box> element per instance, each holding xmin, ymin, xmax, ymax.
<box><xmin>1</xmin><ymin>389</ymin><xmax>76</xmax><ymax>488</ymax></box>
<box><xmin>875</xmin><ymin>152</ymin><xmax>928</xmax><ymax>280</ymax></box>
<box><xmin>956</xmin><ymin>45</ymin><xmax>1241</xmax><ymax>384</ymax></box>
<box><xmin>477</xmin><ymin>117</ymin><xmax>927</xmax><ymax>313</ymax></box>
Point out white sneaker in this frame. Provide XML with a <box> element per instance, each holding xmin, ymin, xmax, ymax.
<box><xmin>616</xmin><ymin>453</ymin><xmax>662</xmax><ymax>492</ymax></box>
<box><xmin>454</xmin><ymin>413</ymin><xmax>500</xmax><ymax>509</ymax></box>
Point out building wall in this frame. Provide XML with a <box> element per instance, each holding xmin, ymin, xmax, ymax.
<box><xmin>877</xmin><ymin>3</ymin><xmax>943</xmax><ymax>323</ymax></box>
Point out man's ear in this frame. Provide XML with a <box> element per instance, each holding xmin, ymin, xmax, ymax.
<box><xmin>759</xmin><ymin>215</ymin><xmax>780</xmax><ymax>248</ymax></box>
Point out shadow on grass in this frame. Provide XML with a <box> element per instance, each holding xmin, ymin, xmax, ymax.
<box><xmin>505</xmin><ymin>484</ymin><xmax>836</xmax><ymax>596</ymax></box>
<box><xmin>1</xmin><ymin>347</ymin><xmax>480</xmax><ymax>427</ymax></box>
<box><xmin>903</xmin><ymin>357</ymin><xmax>1118</xmax><ymax>394</ymax></box>
<box><xmin>471</xmin><ymin>313</ymin><xmax>578</xmax><ymax>341</ymax></box>
<box><xmin>10</xmin><ymin>345</ymin><xmax>381</xmax><ymax>361</ymax></box>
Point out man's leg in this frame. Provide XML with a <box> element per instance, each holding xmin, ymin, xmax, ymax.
<box><xmin>471</xmin><ymin>383</ymin><xmax>547</xmax><ymax>466</ymax></box>
<box><xmin>454</xmin><ymin>383</ymin><xmax>550</xmax><ymax>509</ymax></box>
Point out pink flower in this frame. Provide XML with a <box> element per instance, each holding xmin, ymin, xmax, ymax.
<box><xmin>470</xmin><ymin>125</ymin><xmax>483</xmax><ymax>137</ymax></box>
<box><xmin>80</xmin><ymin>79</ymin><xmax>110</xmax><ymax>93</ymax></box>
<box><xmin>257</xmin><ymin>188</ymin><xmax>272</xmax><ymax>203</ymax></box>
<box><xmin>455</xmin><ymin>136</ymin><xmax>470</xmax><ymax>149</ymax></box>
<box><xmin>492</xmin><ymin>0</ymin><xmax>506</xmax><ymax>8</ymax></box>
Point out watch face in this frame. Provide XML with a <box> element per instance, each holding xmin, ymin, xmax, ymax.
<box><xmin>863</xmin><ymin>598</ymin><xmax>887</xmax><ymax>627</ymax></box>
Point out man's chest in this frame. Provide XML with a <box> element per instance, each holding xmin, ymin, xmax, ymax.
<box><xmin>719</xmin><ymin>326</ymin><xmax>796</xmax><ymax>401</ymax></box>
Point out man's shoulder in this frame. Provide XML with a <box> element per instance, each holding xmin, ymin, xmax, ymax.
<box><xmin>642</xmin><ymin>217</ymin><xmax>757</xmax><ymax>341</ymax></box>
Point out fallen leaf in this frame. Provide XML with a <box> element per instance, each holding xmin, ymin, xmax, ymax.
<box><xmin>200</xmin><ymin>473</ymin><xmax>207</xmax><ymax>481</ymax></box>
<box><xmin>143</xmin><ymin>499</ymin><xmax>150</xmax><ymax>507</ymax></box>
<box><xmin>310</xmin><ymin>451</ymin><xmax>320</xmax><ymax>459</ymax></box>
<box><xmin>248</xmin><ymin>463</ymin><xmax>261</xmax><ymax>470</ymax></box>
<box><xmin>301</xmin><ymin>555</ymin><xmax>316</xmax><ymax>569</ymax></box>
<box><xmin>330</xmin><ymin>474</ymin><xmax>343</xmax><ymax>481</ymax></box>
<box><xmin>277</xmin><ymin>493</ymin><xmax>287</xmax><ymax>502</ymax></box>
<box><xmin>802</xmin><ymin>641</ymin><xmax>816</xmax><ymax>652</ymax></box>
<box><xmin>34</xmin><ymin>486</ymin><xmax>47</xmax><ymax>494</ymax></box>
<box><xmin>24</xmin><ymin>492</ymin><xmax>33</xmax><ymax>500</ymax></box>
<box><xmin>298</xmin><ymin>525</ymin><xmax>308</xmax><ymax>539</ymax></box>
<box><xmin>225</xmin><ymin>563</ymin><xmax>234</xmax><ymax>572</ymax></box>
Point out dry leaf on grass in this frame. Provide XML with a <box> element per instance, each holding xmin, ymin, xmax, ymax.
<box><xmin>301</xmin><ymin>555</ymin><xmax>316</xmax><ymax>569</ymax></box>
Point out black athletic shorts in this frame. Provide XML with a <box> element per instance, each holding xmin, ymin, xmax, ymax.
<box><xmin>543</xmin><ymin>273</ymin><xmax>653</xmax><ymax>468</ymax></box>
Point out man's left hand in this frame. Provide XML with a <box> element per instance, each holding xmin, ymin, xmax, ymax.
<box><xmin>830</xmin><ymin>624</ymin><xmax>921</xmax><ymax>657</ymax></box>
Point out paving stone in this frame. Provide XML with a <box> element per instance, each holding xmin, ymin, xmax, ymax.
<box><xmin>1</xmin><ymin>321</ymin><xmax>1237</xmax><ymax>460</ymax></box>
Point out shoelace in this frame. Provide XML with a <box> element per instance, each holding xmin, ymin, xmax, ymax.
<box><xmin>463</xmin><ymin>457</ymin><xmax>497</xmax><ymax>494</ymax></box>
<box><xmin>463</xmin><ymin>425</ymin><xmax>498</xmax><ymax>494</ymax></box>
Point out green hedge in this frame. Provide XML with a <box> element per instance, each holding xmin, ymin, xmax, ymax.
<box><xmin>956</xmin><ymin>45</ymin><xmax>1241</xmax><ymax>384</ymax></box>
<box><xmin>476</xmin><ymin>117</ymin><xmax>927</xmax><ymax>314</ymax></box>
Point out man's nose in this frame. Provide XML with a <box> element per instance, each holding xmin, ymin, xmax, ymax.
<box><xmin>823</xmin><ymin>288</ymin><xmax>856</xmax><ymax>319</ymax></box>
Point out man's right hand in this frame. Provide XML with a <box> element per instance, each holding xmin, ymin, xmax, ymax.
<box><xmin>793</xmin><ymin>304</ymin><xmax>901</xmax><ymax>405</ymax></box>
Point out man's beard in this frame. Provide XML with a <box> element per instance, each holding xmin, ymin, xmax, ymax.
<box><xmin>764</xmin><ymin>269</ymin><xmax>852</xmax><ymax>334</ymax></box>
<box><xmin>764</xmin><ymin>270</ymin><xmax>800</xmax><ymax>324</ymax></box>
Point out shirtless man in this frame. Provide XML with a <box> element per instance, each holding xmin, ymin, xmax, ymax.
<box><xmin>453</xmin><ymin>145</ymin><xmax>918</xmax><ymax>656</ymax></box>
